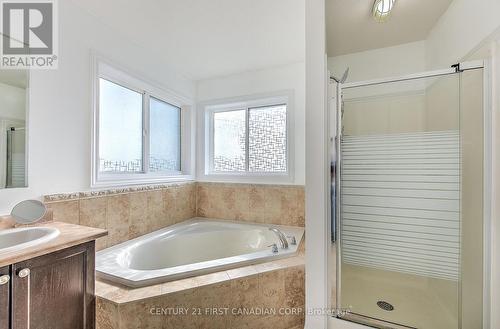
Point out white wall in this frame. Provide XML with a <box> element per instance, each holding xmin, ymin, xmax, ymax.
<box><xmin>196</xmin><ymin>62</ymin><xmax>306</xmax><ymax>185</ymax></box>
<box><xmin>0</xmin><ymin>83</ymin><xmax>26</xmax><ymax>121</ymax></box>
<box><xmin>328</xmin><ymin>41</ymin><xmax>426</xmax><ymax>83</ymax></box>
<box><xmin>0</xmin><ymin>0</ymin><xmax>196</xmax><ymax>214</ymax></box>
<box><xmin>490</xmin><ymin>40</ymin><xmax>500</xmax><ymax>329</ymax></box>
<box><xmin>305</xmin><ymin>0</ymin><xmax>329</xmax><ymax>328</ymax></box>
<box><xmin>425</xmin><ymin>0</ymin><xmax>500</xmax><ymax>69</ymax></box>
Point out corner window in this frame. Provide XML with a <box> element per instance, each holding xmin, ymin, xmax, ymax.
<box><xmin>202</xmin><ymin>94</ymin><xmax>292</xmax><ymax>182</ymax></box>
<box><xmin>93</xmin><ymin>59</ymin><xmax>193</xmax><ymax>187</ymax></box>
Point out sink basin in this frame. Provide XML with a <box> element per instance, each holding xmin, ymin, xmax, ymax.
<box><xmin>0</xmin><ymin>227</ymin><xmax>60</xmax><ymax>255</ymax></box>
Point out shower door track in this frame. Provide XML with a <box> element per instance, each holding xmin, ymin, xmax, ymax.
<box><xmin>333</xmin><ymin>59</ymin><xmax>487</xmax><ymax>329</ymax></box>
<box><xmin>341</xmin><ymin>60</ymin><xmax>484</xmax><ymax>90</ymax></box>
<box><xmin>342</xmin><ymin>313</ymin><xmax>417</xmax><ymax>329</ymax></box>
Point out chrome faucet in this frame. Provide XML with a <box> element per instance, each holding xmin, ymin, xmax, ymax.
<box><xmin>269</xmin><ymin>227</ymin><xmax>289</xmax><ymax>249</ymax></box>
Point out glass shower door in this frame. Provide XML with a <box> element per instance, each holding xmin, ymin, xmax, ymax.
<box><xmin>336</xmin><ymin>67</ymin><xmax>484</xmax><ymax>329</ymax></box>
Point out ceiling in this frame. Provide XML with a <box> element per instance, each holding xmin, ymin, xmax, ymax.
<box><xmin>326</xmin><ymin>0</ymin><xmax>454</xmax><ymax>57</ymax></box>
<box><xmin>70</xmin><ymin>0</ymin><xmax>305</xmax><ymax>81</ymax></box>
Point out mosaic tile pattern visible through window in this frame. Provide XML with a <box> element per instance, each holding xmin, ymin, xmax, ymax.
<box><xmin>100</xmin><ymin>156</ymin><xmax>179</xmax><ymax>172</ymax></box>
<box><xmin>249</xmin><ymin>105</ymin><xmax>287</xmax><ymax>172</ymax></box>
<box><xmin>213</xmin><ymin>110</ymin><xmax>246</xmax><ymax>172</ymax></box>
<box><xmin>213</xmin><ymin>105</ymin><xmax>287</xmax><ymax>172</ymax></box>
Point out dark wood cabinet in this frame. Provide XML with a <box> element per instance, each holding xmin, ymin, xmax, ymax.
<box><xmin>0</xmin><ymin>266</ymin><xmax>10</xmax><ymax>329</ymax></box>
<box><xmin>4</xmin><ymin>241</ymin><xmax>95</xmax><ymax>329</ymax></box>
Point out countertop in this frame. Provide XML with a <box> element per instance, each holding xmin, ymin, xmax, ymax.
<box><xmin>0</xmin><ymin>221</ymin><xmax>107</xmax><ymax>267</ymax></box>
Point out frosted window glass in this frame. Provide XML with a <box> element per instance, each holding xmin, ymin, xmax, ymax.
<box><xmin>99</xmin><ymin>78</ymin><xmax>143</xmax><ymax>172</ymax></box>
<box><xmin>249</xmin><ymin>105</ymin><xmax>287</xmax><ymax>172</ymax></box>
<box><xmin>149</xmin><ymin>97</ymin><xmax>181</xmax><ymax>172</ymax></box>
<box><xmin>213</xmin><ymin>110</ymin><xmax>246</xmax><ymax>172</ymax></box>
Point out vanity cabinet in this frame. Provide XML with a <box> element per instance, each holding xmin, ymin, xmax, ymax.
<box><xmin>5</xmin><ymin>241</ymin><xmax>95</xmax><ymax>329</ymax></box>
<box><xmin>0</xmin><ymin>266</ymin><xmax>10</xmax><ymax>329</ymax></box>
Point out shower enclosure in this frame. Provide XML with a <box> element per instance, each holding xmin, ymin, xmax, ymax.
<box><xmin>330</xmin><ymin>61</ymin><xmax>489</xmax><ymax>329</ymax></box>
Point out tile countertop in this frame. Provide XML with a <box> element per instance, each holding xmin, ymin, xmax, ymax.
<box><xmin>0</xmin><ymin>221</ymin><xmax>107</xmax><ymax>267</ymax></box>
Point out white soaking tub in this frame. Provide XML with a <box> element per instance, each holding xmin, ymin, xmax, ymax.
<box><xmin>96</xmin><ymin>218</ymin><xmax>304</xmax><ymax>287</ymax></box>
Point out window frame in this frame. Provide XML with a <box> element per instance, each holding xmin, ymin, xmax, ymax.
<box><xmin>91</xmin><ymin>55</ymin><xmax>194</xmax><ymax>188</ymax></box>
<box><xmin>198</xmin><ymin>92</ymin><xmax>294</xmax><ymax>183</ymax></box>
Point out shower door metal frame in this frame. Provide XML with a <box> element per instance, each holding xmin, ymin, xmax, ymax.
<box><xmin>332</xmin><ymin>60</ymin><xmax>491</xmax><ymax>329</ymax></box>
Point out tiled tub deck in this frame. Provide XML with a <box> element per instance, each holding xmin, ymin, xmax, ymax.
<box><xmin>96</xmin><ymin>251</ymin><xmax>305</xmax><ymax>329</ymax></box>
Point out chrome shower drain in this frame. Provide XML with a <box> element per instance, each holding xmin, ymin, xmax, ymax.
<box><xmin>377</xmin><ymin>300</ymin><xmax>394</xmax><ymax>311</ymax></box>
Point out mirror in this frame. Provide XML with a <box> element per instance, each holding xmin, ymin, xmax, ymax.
<box><xmin>11</xmin><ymin>200</ymin><xmax>46</xmax><ymax>224</ymax></box>
<box><xmin>0</xmin><ymin>69</ymin><xmax>28</xmax><ymax>189</ymax></box>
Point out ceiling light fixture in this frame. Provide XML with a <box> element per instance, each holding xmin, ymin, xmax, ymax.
<box><xmin>372</xmin><ymin>0</ymin><xmax>395</xmax><ymax>23</ymax></box>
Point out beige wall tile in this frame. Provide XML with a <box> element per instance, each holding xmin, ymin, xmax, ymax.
<box><xmin>196</xmin><ymin>184</ymin><xmax>209</xmax><ymax>217</ymax></box>
<box><xmin>162</xmin><ymin>188</ymin><xmax>176</xmax><ymax>224</ymax></box>
<box><xmin>79</xmin><ymin>197</ymin><xmax>107</xmax><ymax>250</ymax></box>
<box><xmin>129</xmin><ymin>192</ymin><xmax>148</xmax><ymax>239</ymax></box>
<box><xmin>231</xmin><ymin>275</ymin><xmax>260</xmax><ymax>310</ymax></box>
<box><xmin>199</xmin><ymin>183</ymin><xmax>305</xmax><ymax>227</ymax></box>
<box><xmin>285</xmin><ymin>266</ymin><xmax>305</xmax><ymax>308</ymax></box>
<box><xmin>46</xmin><ymin>200</ymin><xmax>80</xmax><ymax>225</ymax></box>
<box><xmin>147</xmin><ymin>190</ymin><xmax>167</xmax><ymax>232</ymax></box>
<box><xmin>98</xmin><ymin>263</ymin><xmax>305</xmax><ymax>329</ymax></box>
<box><xmin>174</xmin><ymin>184</ymin><xmax>196</xmax><ymax>223</ymax></box>
<box><xmin>106</xmin><ymin>194</ymin><xmax>130</xmax><ymax>248</ymax></box>
<box><xmin>118</xmin><ymin>298</ymin><xmax>164</xmax><ymax>329</ymax></box>
<box><xmin>295</xmin><ymin>188</ymin><xmax>305</xmax><ymax>227</ymax></box>
<box><xmin>258</xmin><ymin>269</ymin><xmax>285</xmax><ymax>310</ymax></box>
<box><xmin>79</xmin><ymin>197</ymin><xmax>107</xmax><ymax>229</ymax></box>
<box><xmin>41</xmin><ymin>182</ymin><xmax>304</xmax><ymax>254</ymax></box>
<box><xmin>96</xmin><ymin>297</ymin><xmax>119</xmax><ymax>329</ymax></box>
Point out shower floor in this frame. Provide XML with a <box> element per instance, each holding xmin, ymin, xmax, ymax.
<box><xmin>340</xmin><ymin>264</ymin><xmax>458</xmax><ymax>329</ymax></box>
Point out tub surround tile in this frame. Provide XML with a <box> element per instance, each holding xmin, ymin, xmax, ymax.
<box><xmin>106</xmin><ymin>195</ymin><xmax>130</xmax><ymax>248</ymax></box>
<box><xmin>44</xmin><ymin>182</ymin><xmax>198</xmax><ymax>249</ymax></box>
<box><xmin>118</xmin><ymin>297</ymin><xmax>165</xmax><ymax>329</ymax></box>
<box><xmin>34</xmin><ymin>182</ymin><xmax>305</xmax><ymax>329</ymax></box>
<box><xmin>96</xmin><ymin>297</ymin><xmax>120</xmax><ymax>329</ymax></box>
<box><xmin>289</xmin><ymin>325</ymin><xmax>305</xmax><ymax>329</ymax></box>
<box><xmin>147</xmin><ymin>190</ymin><xmax>167</xmax><ymax>232</ymax></box>
<box><xmin>129</xmin><ymin>191</ymin><xmax>149</xmax><ymax>239</ymax></box>
<box><xmin>79</xmin><ymin>197</ymin><xmax>108</xmax><ymax>229</ymax></box>
<box><xmin>174</xmin><ymin>183</ymin><xmax>197</xmax><ymax>222</ymax></box>
<box><xmin>231</xmin><ymin>274</ymin><xmax>260</xmax><ymax>313</ymax></box>
<box><xmin>79</xmin><ymin>197</ymin><xmax>108</xmax><ymax>250</ymax></box>
<box><xmin>190</xmin><ymin>271</ymin><xmax>231</xmax><ymax>287</ymax></box>
<box><xmin>162</xmin><ymin>188</ymin><xmax>176</xmax><ymax>221</ymax></box>
<box><xmin>197</xmin><ymin>182</ymin><xmax>305</xmax><ymax>227</ymax></box>
<box><xmin>42</xmin><ymin>182</ymin><xmax>303</xmax><ymax>251</ymax></box>
<box><xmin>46</xmin><ymin>200</ymin><xmax>80</xmax><ymax>225</ymax></box>
<box><xmin>285</xmin><ymin>266</ymin><xmax>305</xmax><ymax>308</ymax></box>
<box><xmin>96</xmin><ymin>254</ymin><xmax>304</xmax><ymax>305</ymax></box>
<box><xmin>96</xmin><ymin>258</ymin><xmax>305</xmax><ymax>329</ymax></box>
<box><xmin>226</xmin><ymin>266</ymin><xmax>259</xmax><ymax>280</ymax></box>
<box><xmin>259</xmin><ymin>270</ymin><xmax>286</xmax><ymax>309</ymax></box>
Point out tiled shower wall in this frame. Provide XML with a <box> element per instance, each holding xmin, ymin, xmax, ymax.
<box><xmin>44</xmin><ymin>182</ymin><xmax>305</xmax><ymax>250</ymax></box>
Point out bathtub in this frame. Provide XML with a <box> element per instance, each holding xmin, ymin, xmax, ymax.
<box><xmin>96</xmin><ymin>218</ymin><xmax>304</xmax><ymax>287</ymax></box>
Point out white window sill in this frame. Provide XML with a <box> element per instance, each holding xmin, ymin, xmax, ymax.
<box><xmin>197</xmin><ymin>173</ymin><xmax>294</xmax><ymax>185</ymax></box>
